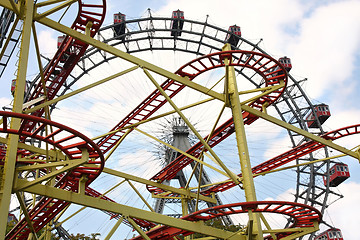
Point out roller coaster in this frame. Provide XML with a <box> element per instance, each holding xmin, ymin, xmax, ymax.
<box><xmin>0</xmin><ymin>1</ymin><xmax>358</xmax><ymax>239</ymax></box>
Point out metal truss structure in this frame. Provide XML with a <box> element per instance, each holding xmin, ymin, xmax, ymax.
<box><xmin>0</xmin><ymin>1</ymin><xmax>359</xmax><ymax>240</ymax></box>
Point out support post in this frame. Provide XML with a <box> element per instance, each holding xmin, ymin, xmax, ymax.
<box><xmin>0</xmin><ymin>0</ymin><xmax>35</xmax><ymax>238</ymax></box>
<box><xmin>222</xmin><ymin>44</ymin><xmax>263</xmax><ymax>239</ymax></box>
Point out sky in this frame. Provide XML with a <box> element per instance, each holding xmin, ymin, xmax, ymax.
<box><xmin>1</xmin><ymin>0</ymin><xmax>360</xmax><ymax>239</ymax></box>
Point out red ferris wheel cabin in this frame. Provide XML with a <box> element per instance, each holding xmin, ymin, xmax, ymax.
<box><xmin>114</xmin><ymin>12</ymin><xmax>125</xmax><ymax>23</ymax></box>
<box><xmin>57</xmin><ymin>35</ymin><xmax>65</xmax><ymax>48</ymax></box>
<box><xmin>278</xmin><ymin>56</ymin><xmax>292</xmax><ymax>72</ymax></box>
<box><xmin>306</xmin><ymin>104</ymin><xmax>331</xmax><ymax>128</ymax></box>
<box><xmin>171</xmin><ymin>10</ymin><xmax>184</xmax><ymax>37</ymax></box>
<box><xmin>225</xmin><ymin>25</ymin><xmax>241</xmax><ymax>47</ymax></box>
<box><xmin>323</xmin><ymin>163</ymin><xmax>350</xmax><ymax>187</ymax></box>
<box><xmin>269</xmin><ymin>56</ymin><xmax>292</xmax><ymax>77</ymax></box>
<box><xmin>11</xmin><ymin>79</ymin><xmax>28</xmax><ymax>96</ymax></box>
<box><xmin>113</xmin><ymin>12</ymin><xmax>126</xmax><ymax>40</ymax></box>
<box><xmin>315</xmin><ymin>228</ymin><xmax>343</xmax><ymax>240</ymax></box>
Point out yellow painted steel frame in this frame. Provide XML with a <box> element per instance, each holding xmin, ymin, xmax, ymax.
<box><xmin>222</xmin><ymin>44</ymin><xmax>263</xmax><ymax>240</ymax></box>
<box><xmin>0</xmin><ymin>0</ymin><xmax>356</xmax><ymax>239</ymax></box>
<box><xmin>0</xmin><ymin>0</ymin><xmax>34</xmax><ymax>238</ymax></box>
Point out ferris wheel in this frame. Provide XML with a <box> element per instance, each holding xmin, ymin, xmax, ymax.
<box><xmin>0</xmin><ymin>1</ymin><xmax>358</xmax><ymax>239</ymax></box>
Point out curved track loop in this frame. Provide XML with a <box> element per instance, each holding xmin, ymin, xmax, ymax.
<box><xmin>96</xmin><ymin>50</ymin><xmax>287</xmax><ymax>154</ymax></box>
<box><xmin>0</xmin><ymin>111</ymin><xmax>103</xmax><ymax>167</ymax></box>
<box><xmin>21</xmin><ymin>0</ymin><xmax>106</xmax><ymax>135</ymax></box>
<box><xmin>146</xmin><ymin>50</ymin><xmax>287</xmax><ymax>194</ymax></box>
<box><xmin>131</xmin><ymin>201</ymin><xmax>321</xmax><ymax>240</ymax></box>
<box><xmin>5</xmin><ymin>1</ymin><xmax>106</xmax><ymax>239</ymax></box>
<box><xmin>1</xmin><ymin>111</ymin><xmax>104</xmax><ymax>239</ymax></box>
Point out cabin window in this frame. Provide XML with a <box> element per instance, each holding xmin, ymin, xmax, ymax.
<box><xmin>344</xmin><ymin>166</ymin><xmax>348</xmax><ymax>172</ymax></box>
<box><xmin>340</xmin><ymin>166</ymin><xmax>344</xmax><ymax>171</ymax></box>
<box><xmin>329</xmin><ymin>232</ymin><xmax>333</xmax><ymax>238</ymax></box>
<box><xmin>337</xmin><ymin>231</ymin><xmax>342</xmax><ymax>238</ymax></box>
<box><xmin>336</xmin><ymin>166</ymin><xmax>340</xmax><ymax>171</ymax></box>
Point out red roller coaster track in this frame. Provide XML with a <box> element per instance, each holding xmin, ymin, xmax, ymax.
<box><xmin>3</xmin><ymin>1</ymin><xmax>357</xmax><ymax>238</ymax></box>
<box><xmin>1</xmin><ymin>111</ymin><xmax>104</xmax><ymax>239</ymax></box>
<box><xmin>20</xmin><ymin>1</ymin><xmax>106</xmax><ymax>137</ymax></box>
<box><xmin>130</xmin><ymin>201</ymin><xmax>322</xmax><ymax>240</ymax></box>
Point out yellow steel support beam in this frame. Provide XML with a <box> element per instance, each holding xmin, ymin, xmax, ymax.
<box><xmin>181</xmin><ymin>194</ymin><xmax>189</xmax><ymax>217</ymax></box>
<box><xmin>104</xmin><ymin>129</ymin><xmax>132</xmax><ymax>162</ymax></box>
<box><xmin>16</xmin><ymin>159</ymin><xmax>80</xmax><ymax>171</ymax></box>
<box><xmin>54</xmin><ymin>179</ymin><xmax>126</xmax><ymax>229</ymax></box>
<box><xmin>34</xmin><ymin>0</ymin><xmax>77</xmax><ymax>20</ymax></box>
<box><xmin>0</xmin><ymin>0</ymin><xmax>34</xmax><ymax>238</ymax></box>
<box><xmin>238</xmin><ymin>83</ymin><xmax>285</xmax><ymax>96</ymax></box>
<box><xmin>241</xmin><ymin>81</ymin><xmax>285</xmax><ymax>106</ymax></box>
<box><xmin>255</xmin><ymin>151</ymin><xmax>355</xmax><ymax>178</ymax></box>
<box><xmin>36</xmin><ymin>16</ymin><xmax>224</xmax><ymax>102</ymax></box>
<box><xmin>24</xmin><ymin>66</ymin><xmax>139</xmax><ymax>114</ymax></box>
<box><xmin>0</xmin><ymin>136</ymin><xmax>67</xmax><ymax>160</ymax></box>
<box><xmin>222</xmin><ymin>44</ymin><xmax>263</xmax><ymax>239</ymax></box>
<box><xmin>272</xmin><ymin>221</ymin><xmax>319</xmax><ymax>240</ymax></box>
<box><xmin>259</xmin><ymin>213</ymin><xmax>277</xmax><ymax>240</ymax></box>
<box><xmin>14</xmin><ymin>180</ymin><xmax>244</xmax><ymax>239</ymax></box>
<box><xmin>103</xmin><ymin>167</ymin><xmax>216</xmax><ymax>204</ymax></box>
<box><xmin>78</xmin><ymin>175</ymin><xmax>88</xmax><ymax>195</ymax></box>
<box><xmin>126</xmin><ymin>216</ymin><xmax>152</xmax><ymax>240</ymax></box>
<box><xmin>127</xmin><ymin>180</ymin><xmax>155</xmax><ymax>212</ymax></box>
<box><xmin>104</xmin><ymin>215</ymin><xmax>125</xmax><ymax>240</ymax></box>
<box><xmin>185</xmin><ymin>103</ymin><xmax>226</xmax><ymax>190</ymax></box>
<box><xmin>0</xmin><ymin>0</ymin><xmax>20</xmax><ymax>15</ymax></box>
<box><xmin>91</xmin><ymin>97</ymin><xmax>216</xmax><ymax>141</ymax></box>
<box><xmin>242</xmin><ymin>105</ymin><xmax>359</xmax><ymax>160</ymax></box>
<box><xmin>36</xmin><ymin>0</ymin><xmax>69</xmax><ymax>8</ymax></box>
<box><xmin>13</xmin><ymin>157</ymin><xmax>88</xmax><ymax>192</ymax></box>
<box><xmin>16</xmin><ymin>192</ymin><xmax>39</xmax><ymax>239</ymax></box>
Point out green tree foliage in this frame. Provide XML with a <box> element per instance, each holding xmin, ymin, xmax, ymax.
<box><xmin>69</xmin><ymin>233</ymin><xmax>101</xmax><ymax>240</ymax></box>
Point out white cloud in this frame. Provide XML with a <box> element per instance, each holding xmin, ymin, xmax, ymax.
<box><xmin>37</xmin><ymin>30</ymin><xmax>58</xmax><ymax>59</ymax></box>
<box><xmin>288</xmin><ymin>0</ymin><xmax>360</xmax><ymax>99</ymax></box>
<box><xmin>322</xmin><ymin>181</ymin><xmax>360</xmax><ymax>240</ymax></box>
<box><xmin>0</xmin><ymin>97</ymin><xmax>12</xmax><ymax>110</ymax></box>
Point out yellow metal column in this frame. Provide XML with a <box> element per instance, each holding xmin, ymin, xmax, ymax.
<box><xmin>223</xmin><ymin>44</ymin><xmax>263</xmax><ymax>239</ymax></box>
<box><xmin>0</xmin><ymin>0</ymin><xmax>35</xmax><ymax>238</ymax></box>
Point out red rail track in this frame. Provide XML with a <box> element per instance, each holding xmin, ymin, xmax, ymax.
<box><xmin>1</xmin><ymin>111</ymin><xmax>104</xmax><ymax>239</ymax></box>
<box><xmin>20</xmin><ymin>1</ymin><xmax>106</xmax><ymax>137</ymax></box>
<box><xmin>130</xmin><ymin>201</ymin><xmax>321</xmax><ymax>240</ymax></box>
